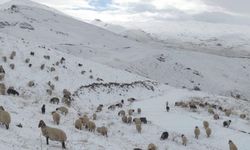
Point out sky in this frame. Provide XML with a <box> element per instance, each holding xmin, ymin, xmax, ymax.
<box><xmin>1</xmin><ymin>0</ymin><xmax>250</xmax><ymax>25</ymax></box>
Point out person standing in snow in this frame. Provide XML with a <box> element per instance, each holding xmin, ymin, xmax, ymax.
<box><xmin>166</xmin><ymin>101</ymin><xmax>170</xmax><ymax>112</ymax></box>
<box><xmin>41</xmin><ymin>104</ymin><xmax>45</xmax><ymax>114</ymax></box>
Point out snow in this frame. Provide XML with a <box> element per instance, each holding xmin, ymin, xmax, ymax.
<box><xmin>0</xmin><ymin>0</ymin><xmax>249</xmax><ymax>150</ymax></box>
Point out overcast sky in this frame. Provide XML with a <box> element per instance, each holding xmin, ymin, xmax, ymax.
<box><xmin>2</xmin><ymin>0</ymin><xmax>250</xmax><ymax>25</ymax></box>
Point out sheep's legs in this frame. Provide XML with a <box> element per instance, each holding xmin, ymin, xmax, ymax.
<box><xmin>62</xmin><ymin>142</ymin><xmax>66</xmax><ymax>149</ymax></box>
<box><xmin>46</xmin><ymin>137</ymin><xmax>49</xmax><ymax>145</ymax></box>
<box><xmin>5</xmin><ymin>124</ymin><xmax>9</xmax><ymax>129</ymax></box>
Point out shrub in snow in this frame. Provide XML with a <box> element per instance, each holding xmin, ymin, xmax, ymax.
<box><xmin>40</xmin><ymin>64</ymin><xmax>45</xmax><ymax>70</ymax></box>
<box><xmin>46</xmin><ymin>89</ymin><xmax>52</xmax><ymax>95</ymax></box>
<box><xmin>193</xmin><ymin>86</ymin><xmax>201</xmax><ymax>91</ymax></box>
<box><xmin>60</xmin><ymin>57</ymin><xmax>65</xmax><ymax>64</ymax></box>
<box><xmin>55</xmin><ymin>61</ymin><xmax>59</xmax><ymax>66</ymax></box>
<box><xmin>28</xmin><ymin>81</ymin><xmax>35</xmax><ymax>87</ymax></box>
<box><xmin>54</xmin><ymin>76</ymin><xmax>59</xmax><ymax>81</ymax></box>
<box><xmin>25</xmin><ymin>58</ymin><xmax>30</xmax><ymax>63</ymax></box>
<box><xmin>81</xmin><ymin>71</ymin><xmax>85</xmax><ymax>75</ymax></box>
<box><xmin>28</xmin><ymin>64</ymin><xmax>32</xmax><ymax>67</ymax></box>
<box><xmin>30</xmin><ymin>51</ymin><xmax>34</xmax><ymax>56</ymax></box>
<box><xmin>19</xmin><ymin>22</ymin><xmax>34</xmax><ymax>30</ymax></box>
<box><xmin>43</xmin><ymin>55</ymin><xmax>50</xmax><ymax>60</ymax></box>
<box><xmin>50</xmin><ymin>67</ymin><xmax>55</xmax><ymax>72</ymax></box>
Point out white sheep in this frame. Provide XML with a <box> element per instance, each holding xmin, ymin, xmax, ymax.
<box><xmin>38</xmin><ymin>120</ymin><xmax>67</xmax><ymax>149</ymax></box>
<box><xmin>56</xmin><ymin>106</ymin><xmax>68</xmax><ymax>115</ymax></box>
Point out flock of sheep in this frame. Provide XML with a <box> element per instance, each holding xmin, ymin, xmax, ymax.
<box><xmin>0</xmin><ymin>50</ymin><xmax>245</xmax><ymax>150</ymax></box>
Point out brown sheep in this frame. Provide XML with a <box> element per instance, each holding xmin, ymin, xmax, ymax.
<box><xmin>208</xmin><ymin>108</ymin><xmax>214</xmax><ymax>114</ymax></box>
<box><xmin>80</xmin><ymin>116</ymin><xmax>89</xmax><ymax>126</ymax></box>
<box><xmin>229</xmin><ymin>140</ymin><xmax>238</xmax><ymax>150</ymax></box>
<box><xmin>194</xmin><ymin>126</ymin><xmax>200</xmax><ymax>139</ymax></box>
<box><xmin>52</xmin><ymin>111</ymin><xmax>60</xmax><ymax>125</ymax></box>
<box><xmin>206</xmin><ymin>127</ymin><xmax>212</xmax><ymax>137</ymax></box>
<box><xmin>56</xmin><ymin>106</ymin><xmax>68</xmax><ymax>115</ymax></box>
<box><xmin>148</xmin><ymin>143</ymin><xmax>157</xmax><ymax>150</ymax></box>
<box><xmin>225</xmin><ymin>109</ymin><xmax>232</xmax><ymax>117</ymax></box>
<box><xmin>86</xmin><ymin>121</ymin><xmax>96</xmax><ymax>132</ymax></box>
<box><xmin>127</xmin><ymin>116</ymin><xmax>132</xmax><ymax>124</ymax></box>
<box><xmin>203</xmin><ymin>121</ymin><xmax>209</xmax><ymax>129</ymax></box>
<box><xmin>97</xmin><ymin>126</ymin><xmax>108</xmax><ymax>137</ymax></box>
<box><xmin>75</xmin><ymin>118</ymin><xmax>83</xmax><ymax>130</ymax></box>
<box><xmin>122</xmin><ymin>115</ymin><xmax>128</xmax><ymax>123</ymax></box>
<box><xmin>181</xmin><ymin>134</ymin><xmax>187</xmax><ymax>146</ymax></box>
<box><xmin>136</xmin><ymin>123</ymin><xmax>142</xmax><ymax>133</ymax></box>
<box><xmin>38</xmin><ymin>120</ymin><xmax>67</xmax><ymax>149</ymax></box>
<box><xmin>0</xmin><ymin>83</ymin><xmax>6</xmax><ymax>95</ymax></box>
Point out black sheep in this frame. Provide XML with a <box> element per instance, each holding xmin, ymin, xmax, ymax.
<box><xmin>7</xmin><ymin>88</ymin><xmax>19</xmax><ymax>96</ymax></box>
<box><xmin>50</xmin><ymin>97</ymin><xmax>59</xmax><ymax>104</ymax></box>
<box><xmin>160</xmin><ymin>132</ymin><xmax>169</xmax><ymax>140</ymax></box>
<box><xmin>223</xmin><ymin>120</ymin><xmax>231</xmax><ymax>128</ymax></box>
<box><xmin>41</xmin><ymin>104</ymin><xmax>45</xmax><ymax>114</ymax></box>
<box><xmin>140</xmin><ymin>117</ymin><xmax>147</xmax><ymax>124</ymax></box>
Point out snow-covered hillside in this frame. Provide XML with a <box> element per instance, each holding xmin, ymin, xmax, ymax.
<box><xmin>0</xmin><ymin>0</ymin><xmax>249</xmax><ymax>101</ymax></box>
<box><xmin>0</xmin><ymin>1</ymin><xmax>250</xmax><ymax>149</ymax></box>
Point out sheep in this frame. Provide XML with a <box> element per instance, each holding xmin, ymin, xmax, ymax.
<box><xmin>128</xmin><ymin>97</ymin><xmax>136</xmax><ymax>103</ymax></box>
<box><xmin>128</xmin><ymin>109</ymin><xmax>135</xmax><ymax>116</ymax></box>
<box><xmin>9</xmin><ymin>63</ymin><xmax>15</xmax><ymax>69</ymax></box>
<box><xmin>0</xmin><ymin>109</ymin><xmax>11</xmax><ymax>129</ymax></box>
<box><xmin>46</xmin><ymin>89</ymin><xmax>52</xmax><ymax>95</ymax></box>
<box><xmin>40</xmin><ymin>64</ymin><xmax>45</xmax><ymax>70</ymax></box>
<box><xmin>25</xmin><ymin>58</ymin><xmax>30</xmax><ymax>63</ymax></box>
<box><xmin>50</xmin><ymin>97</ymin><xmax>59</xmax><ymax>104</ymax></box>
<box><xmin>127</xmin><ymin>116</ymin><xmax>132</xmax><ymax>124</ymax></box>
<box><xmin>206</xmin><ymin>127</ymin><xmax>212</xmax><ymax>137</ymax></box>
<box><xmin>194</xmin><ymin>126</ymin><xmax>200</xmax><ymax>139</ymax></box>
<box><xmin>228</xmin><ymin>140</ymin><xmax>238</xmax><ymax>150</ymax></box>
<box><xmin>93</xmin><ymin>113</ymin><xmax>97</xmax><ymax>120</ymax></box>
<box><xmin>115</xmin><ymin>103</ymin><xmax>123</xmax><ymax>108</ymax></box>
<box><xmin>0</xmin><ymin>83</ymin><xmax>6</xmax><ymax>95</ymax></box>
<box><xmin>38</xmin><ymin>120</ymin><xmax>67</xmax><ymax>149</ymax></box>
<box><xmin>0</xmin><ymin>106</ymin><xmax>5</xmax><ymax>111</ymax></box>
<box><xmin>122</xmin><ymin>115</ymin><xmax>128</xmax><ymax>123</ymax></box>
<box><xmin>181</xmin><ymin>134</ymin><xmax>187</xmax><ymax>146</ymax></box>
<box><xmin>10</xmin><ymin>51</ymin><xmax>16</xmax><ymax>59</ymax></box>
<box><xmin>118</xmin><ymin>110</ymin><xmax>125</xmax><ymax>116</ymax></box>
<box><xmin>240</xmin><ymin>114</ymin><xmax>246</xmax><ymax>119</ymax></box>
<box><xmin>137</xmin><ymin>108</ymin><xmax>141</xmax><ymax>114</ymax></box>
<box><xmin>225</xmin><ymin>109</ymin><xmax>232</xmax><ymax>117</ymax></box>
<box><xmin>7</xmin><ymin>88</ymin><xmax>19</xmax><ymax>96</ymax></box>
<box><xmin>50</xmin><ymin>67</ymin><xmax>55</xmax><ymax>72</ymax></box>
<box><xmin>30</xmin><ymin>51</ymin><xmax>34</xmax><ymax>56</ymax></box>
<box><xmin>133</xmin><ymin>118</ymin><xmax>141</xmax><ymax>125</ymax></box>
<box><xmin>140</xmin><ymin>117</ymin><xmax>147</xmax><ymax>124</ymax></box>
<box><xmin>203</xmin><ymin>121</ymin><xmax>209</xmax><ymax>129</ymax></box>
<box><xmin>136</xmin><ymin>123</ymin><xmax>142</xmax><ymax>133</ymax></box>
<box><xmin>75</xmin><ymin>118</ymin><xmax>83</xmax><ymax>130</ymax></box>
<box><xmin>208</xmin><ymin>107</ymin><xmax>214</xmax><ymax>114</ymax></box>
<box><xmin>160</xmin><ymin>131</ymin><xmax>169</xmax><ymax>140</ymax></box>
<box><xmin>28</xmin><ymin>81</ymin><xmax>35</xmax><ymax>87</ymax></box>
<box><xmin>56</xmin><ymin>106</ymin><xmax>68</xmax><ymax>115</ymax></box>
<box><xmin>85</xmin><ymin>121</ymin><xmax>96</xmax><ymax>132</ymax></box>
<box><xmin>223</xmin><ymin>120</ymin><xmax>231</xmax><ymax>128</ymax></box>
<box><xmin>97</xmin><ymin>126</ymin><xmax>108</xmax><ymax>137</ymax></box>
<box><xmin>213</xmin><ymin>114</ymin><xmax>220</xmax><ymax>120</ymax></box>
<box><xmin>41</xmin><ymin>104</ymin><xmax>45</xmax><ymax>114</ymax></box>
<box><xmin>108</xmin><ymin>105</ymin><xmax>116</xmax><ymax>110</ymax></box>
<box><xmin>79</xmin><ymin>115</ymin><xmax>89</xmax><ymax>126</ymax></box>
<box><xmin>96</xmin><ymin>104</ymin><xmax>103</xmax><ymax>112</ymax></box>
<box><xmin>52</xmin><ymin>111</ymin><xmax>60</xmax><ymax>125</ymax></box>
<box><xmin>147</xmin><ymin>143</ymin><xmax>156</xmax><ymax>150</ymax></box>
<box><xmin>63</xmin><ymin>89</ymin><xmax>71</xmax><ymax>97</ymax></box>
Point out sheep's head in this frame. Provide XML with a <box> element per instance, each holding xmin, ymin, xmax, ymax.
<box><xmin>38</xmin><ymin>120</ymin><xmax>46</xmax><ymax>128</ymax></box>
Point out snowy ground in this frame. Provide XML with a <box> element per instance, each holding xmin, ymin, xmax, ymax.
<box><xmin>0</xmin><ymin>0</ymin><xmax>249</xmax><ymax>150</ymax></box>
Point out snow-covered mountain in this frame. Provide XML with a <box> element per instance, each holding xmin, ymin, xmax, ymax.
<box><xmin>0</xmin><ymin>1</ymin><xmax>249</xmax><ymax>149</ymax></box>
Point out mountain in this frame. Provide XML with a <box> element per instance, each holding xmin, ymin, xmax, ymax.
<box><xmin>0</xmin><ymin>1</ymin><xmax>250</xmax><ymax>149</ymax></box>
